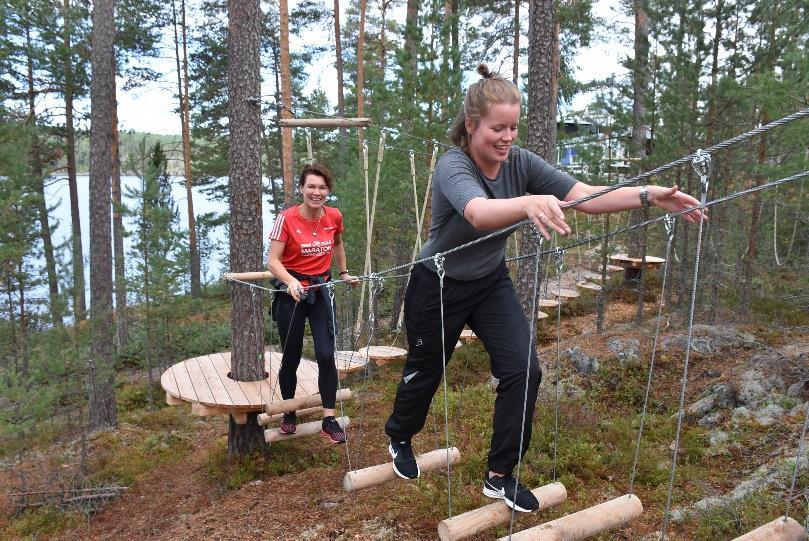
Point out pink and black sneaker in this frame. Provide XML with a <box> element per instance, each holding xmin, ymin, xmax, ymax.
<box><xmin>279</xmin><ymin>412</ymin><xmax>297</xmax><ymax>434</ymax></box>
<box><xmin>320</xmin><ymin>416</ymin><xmax>346</xmax><ymax>444</ymax></box>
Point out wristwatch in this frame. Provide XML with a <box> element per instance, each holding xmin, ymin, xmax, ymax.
<box><xmin>639</xmin><ymin>186</ymin><xmax>652</xmax><ymax>208</ymax></box>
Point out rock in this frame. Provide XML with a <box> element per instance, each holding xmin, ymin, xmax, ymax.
<box><xmin>737</xmin><ymin>369</ymin><xmax>784</xmax><ymax>409</ymax></box>
<box><xmin>699</xmin><ymin>412</ymin><xmax>723</xmax><ymax>428</ymax></box>
<box><xmin>661</xmin><ymin>325</ymin><xmax>757</xmax><ymax>354</ymax></box>
<box><xmin>753</xmin><ymin>403</ymin><xmax>785</xmax><ymax>426</ymax></box>
<box><xmin>562</xmin><ymin>347</ymin><xmax>599</xmax><ymax>374</ymax></box>
<box><xmin>607</xmin><ymin>338</ymin><xmax>641</xmax><ymax>367</ymax></box>
<box><xmin>709</xmin><ymin>430</ymin><xmax>729</xmax><ymax>447</ymax></box>
<box><xmin>687</xmin><ymin>383</ymin><xmax>736</xmax><ymax>417</ymax></box>
<box><xmin>489</xmin><ymin>375</ymin><xmax>499</xmax><ymax>390</ymax></box>
<box><xmin>732</xmin><ymin>406</ymin><xmax>753</xmax><ymax>421</ymax></box>
<box><xmin>788</xmin><ymin>380</ymin><xmax>809</xmax><ymax>400</ymax></box>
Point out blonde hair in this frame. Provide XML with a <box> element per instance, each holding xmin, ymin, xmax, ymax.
<box><xmin>448</xmin><ymin>64</ymin><xmax>521</xmax><ymax>151</ymax></box>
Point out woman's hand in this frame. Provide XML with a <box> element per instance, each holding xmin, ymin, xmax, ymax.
<box><xmin>285</xmin><ymin>278</ymin><xmax>304</xmax><ymax>302</ymax></box>
<box><xmin>524</xmin><ymin>194</ymin><xmax>571</xmax><ymax>240</ymax></box>
<box><xmin>341</xmin><ymin>273</ymin><xmax>360</xmax><ymax>287</ymax></box>
<box><xmin>649</xmin><ymin>185</ymin><xmax>708</xmax><ymax>223</ymax></box>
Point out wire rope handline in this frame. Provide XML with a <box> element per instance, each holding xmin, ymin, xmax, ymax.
<box><xmin>660</xmin><ymin>149</ymin><xmax>712</xmax><ymax>540</ymax></box>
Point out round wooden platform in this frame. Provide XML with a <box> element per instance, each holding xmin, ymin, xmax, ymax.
<box><xmin>459</xmin><ymin>329</ymin><xmax>478</xmax><ymax>342</ymax></box>
<box><xmin>334</xmin><ymin>351</ymin><xmax>369</xmax><ymax>379</ymax></box>
<box><xmin>581</xmin><ymin>270</ymin><xmax>604</xmax><ymax>281</ymax></box>
<box><xmin>609</xmin><ymin>254</ymin><xmax>665</xmax><ymax>269</ymax></box>
<box><xmin>161</xmin><ymin>351</ymin><xmax>320</xmax><ymax>416</ymax></box>
<box><xmin>550</xmin><ymin>287</ymin><xmax>580</xmax><ymax>300</ymax></box>
<box><xmin>537</xmin><ymin>311</ymin><xmax>549</xmax><ymax>320</ymax></box>
<box><xmin>606</xmin><ymin>264</ymin><xmax>624</xmax><ymax>272</ymax></box>
<box><xmin>357</xmin><ymin>345</ymin><xmax>408</xmax><ymax>365</ymax></box>
<box><xmin>538</xmin><ymin>298</ymin><xmax>560</xmax><ymax>309</ymax></box>
<box><xmin>576</xmin><ymin>281</ymin><xmax>602</xmax><ymax>292</ymax></box>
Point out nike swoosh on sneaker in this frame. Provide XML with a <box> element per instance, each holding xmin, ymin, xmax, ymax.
<box><xmin>403</xmin><ymin>371</ymin><xmax>418</xmax><ymax>384</ymax></box>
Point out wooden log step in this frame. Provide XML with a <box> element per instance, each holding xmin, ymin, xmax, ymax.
<box><xmin>223</xmin><ymin>271</ymin><xmax>275</xmax><ymax>282</ymax></box>
<box><xmin>581</xmin><ymin>270</ymin><xmax>604</xmax><ymax>281</ymax></box>
<box><xmin>257</xmin><ymin>405</ymin><xmax>323</xmax><ymax>426</ymax></box>
<box><xmin>731</xmin><ymin>516</ymin><xmax>807</xmax><ymax>541</ymax></box>
<box><xmin>264</xmin><ymin>416</ymin><xmax>350</xmax><ymax>443</ymax></box>
<box><xmin>265</xmin><ymin>388</ymin><xmax>352</xmax><ymax>415</ymax></box>
<box><xmin>496</xmin><ymin>494</ymin><xmax>643</xmax><ymax>541</ymax></box>
<box><xmin>537</xmin><ymin>311</ymin><xmax>549</xmax><ymax>321</ymax></box>
<box><xmin>343</xmin><ymin>447</ymin><xmax>460</xmax><ymax>492</ymax></box>
<box><xmin>437</xmin><ymin>482</ymin><xmax>567</xmax><ymax>541</ymax></box>
<box><xmin>278</xmin><ymin>117</ymin><xmax>372</xmax><ymax>128</ymax></box>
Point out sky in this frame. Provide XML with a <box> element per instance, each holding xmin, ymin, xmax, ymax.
<box><xmin>114</xmin><ymin>0</ymin><xmax>632</xmax><ymax>136</ymax></box>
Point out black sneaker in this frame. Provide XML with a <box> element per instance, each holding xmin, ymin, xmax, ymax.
<box><xmin>388</xmin><ymin>439</ymin><xmax>420</xmax><ymax>479</ymax></box>
<box><xmin>482</xmin><ymin>473</ymin><xmax>539</xmax><ymax>512</ymax></box>
<box><xmin>321</xmin><ymin>416</ymin><xmax>346</xmax><ymax>444</ymax></box>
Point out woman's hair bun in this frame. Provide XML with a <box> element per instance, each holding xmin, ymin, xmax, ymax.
<box><xmin>477</xmin><ymin>63</ymin><xmax>493</xmax><ymax>79</ymax></box>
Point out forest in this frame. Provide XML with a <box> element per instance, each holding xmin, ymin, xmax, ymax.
<box><xmin>1</xmin><ymin>0</ymin><xmax>808</xmax><ymax>539</ymax></box>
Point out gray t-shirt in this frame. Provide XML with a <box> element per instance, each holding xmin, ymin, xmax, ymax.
<box><xmin>420</xmin><ymin>146</ymin><xmax>577</xmax><ymax>280</ymax></box>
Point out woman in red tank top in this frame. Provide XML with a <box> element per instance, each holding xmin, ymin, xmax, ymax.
<box><xmin>267</xmin><ymin>163</ymin><xmax>358</xmax><ymax>444</ymax></box>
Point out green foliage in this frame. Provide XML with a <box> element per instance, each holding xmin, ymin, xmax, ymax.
<box><xmin>692</xmin><ymin>491</ymin><xmax>792</xmax><ymax>539</ymax></box>
<box><xmin>1</xmin><ymin>506</ymin><xmax>84</xmax><ymax>540</ymax></box>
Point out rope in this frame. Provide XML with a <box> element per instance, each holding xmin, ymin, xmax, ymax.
<box><xmin>326</xmin><ymin>283</ymin><xmax>353</xmax><ymax>472</ymax></box>
<box><xmin>661</xmin><ymin>150</ymin><xmax>712</xmax><ymax>540</ymax></box>
<box><xmin>434</xmin><ymin>255</ymin><xmax>453</xmax><ymax>518</ymax></box>
<box><xmin>629</xmin><ymin>214</ymin><xmax>676</xmax><ymax>494</ymax></box>
<box><xmin>508</xmin><ymin>233</ymin><xmax>545</xmax><ymax>538</ymax></box>
<box><xmin>784</xmin><ymin>403</ymin><xmax>809</xmax><ymax>519</ymax></box>
<box><xmin>551</xmin><ymin>248</ymin><xmax>564</xmax><ymax>481</ymax></box>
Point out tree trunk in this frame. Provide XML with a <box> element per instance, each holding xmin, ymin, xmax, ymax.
<box><xmin>26</xmin><ymin>25</ymin><xmax>62</xmax><ymax>326</ymax></box>
<box><xmin>740</xmin><ymin>112</ymin><xmax>766</xmax><ymax>317</ymax></box>
<box><xmin>518</xmin><ymin>0</ymin><xmax>558</xmax><ymax>320</ymax></box>
<box><xmin>88</xmin><ymin>0</ymin><xmax>117</xmax><ymax>429</ymax></box>
<box><xmin>513</xmin><ymin>0</ymin><xmax>520</xmax><ymax>86</ymax></box>
<box><xmin>279</xmin><ymin>0</ymin><xmax>294</xmax><ymax>207</ymax></box>
<box><xmin>357</xmin><ymin>0</ymin><xmax>366</xmax><ymax>149</ymax></box>
<box><xmin>627</xmin><ymin>0</ymin><xmax>649</xmax><ymax>263</ymax></box>
<box><xmin>63</xmin><ymin>0</ymin><xmax>86</xmax><ymax>322</ymax></box>
<box><xmin>333</xmin><ymin>0</ymin><xmax>347</xmax><ymax>160</ymax></box>
<box><xmin>173</xmin><ymin>0</ymin><xmax>201</xmax><ymax>297</ymax></box>
<box><xmin>111</xmin><ymin>81</ymin><xmax>128</xmax><ymax>349</ymax></box>
<box><xmin>227</xmin><ymin>0</ymin><xmax>266</xmax><ymax>456</ymax></box>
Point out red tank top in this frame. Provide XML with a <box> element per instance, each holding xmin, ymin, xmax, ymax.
<box><xmin>268</xmin><ymin>205</ymin><xmax>344</xmax><ymax>277</ymax></box>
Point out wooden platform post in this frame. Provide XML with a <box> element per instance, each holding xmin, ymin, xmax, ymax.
<box><xmin>343</xmin><ymin>447</ymin><xmax>460</xmax><ymax>492</ymax></box>
<box><xmin>731</xmin><ymin>517</ymin><xmax>806</xmax><ymax>541</ymax></box>
<box><xmin>277</xmin><ymin>117</ymin><xmax>372</xmax><ymax>128</ymax></box>
<box><xmin>264</xmin><ymin>388</ymin><xmax>352</xmax><ymax>415</ymax></box>
<box><xmin>264</xmin><ymin>416</ymin><xmax>350</xmax><ymax>443</ymax></box>
<box><xmin>437</xmin><ymin>482</ymin><xmax>567</xmax><ymax>541</ymax></box>
<box><xmin>496</xmin><ymin>494</ymin><xmax>643</xmax><ymax>541</ymax></box>
<box><xmin>166</xmin><ymin>392</ymin><xmax>187</xmax><ymax>406</ymax></box>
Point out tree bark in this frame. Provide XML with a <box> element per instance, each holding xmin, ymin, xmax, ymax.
<box><xmin>513</xmin><ymin>0</ymin><xmax>520</xmax><ymax>86</ymax></box>
<box><xmin>173</xmin><ymin>0</ymin><xmax>201</xmax><ymax>297</ymax></box>
<box><xmin>227</xmin><ymin>0</ymin><xmax>266</xmax><ymax>456</ymax></box>
<box><xmin>357</xmin><ymin>0</ymin><xmax>367</xmax><ymax>149</ymax></box>
<box><xmin>518</xmin><ymin>0</ymin><xmax>558</xmax><ymax>320</ymax></box>
<box><xmin>26</xmin><ymin>24</ymin><xmax>62</xmax><ymax>327</ymax></box>
<box><xmin>279</xmin><ymin>0</ymin><xmax>294</xmax><ymax>207</ymax></box>
<box><xmin>333</xmin><ymin>0</ymin><xmax>346</xmax><ymax>158</ymax></box>
<box><xmin>627</xmin><ymin>0</ymin><xmax>649</xmax><ymax>263</ymax></box>
<box><xmin>111</xmin><ymin>80</ymin><xmax>128</xmax><ymax>349</ymax></box>
<box><xmin>88</xmin><ymin>0</ymin><xmax>117</xmax><ymax>429</ymax></box>
<box><xmin>63</xmin><ymin>0</ymin><xmax>86</xmax><ymax>322</ymax></box>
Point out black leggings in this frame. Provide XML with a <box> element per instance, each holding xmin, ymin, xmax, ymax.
<box><xmin>272</xmin><ymin>289</ymin><xmax>338</xmax><ymax>409</ymax></box>
<box><xmin>384</xmin><ymin>262</ymin><xmax>541</xmax><ymax>475</ymax></box>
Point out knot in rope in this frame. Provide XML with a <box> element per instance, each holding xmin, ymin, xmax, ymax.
<box><xmin>691</xmin><ymin>149</ymin><xmax>712</xmax><ymax>190</ymax></box>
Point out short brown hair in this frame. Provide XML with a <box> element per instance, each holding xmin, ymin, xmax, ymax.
<box><xmin>299</xmin><ymin>162</ymin><xmax>334</xmax><ymax>191</ymax></box>
<box><xmin>448</xmin><ymin>64</ymin><xmax>521</xmax><ymax>151</ymax></box>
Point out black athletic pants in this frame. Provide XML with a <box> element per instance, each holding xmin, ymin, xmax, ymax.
<box><xmin>273</xmin><ymin>288</ymin><xmax>338</xmax><ymax>409</ymax></box>
<box><xmin>384</xmin><ymin>261</ymin><xmax>541</xmax><ymax>475</ymax></box>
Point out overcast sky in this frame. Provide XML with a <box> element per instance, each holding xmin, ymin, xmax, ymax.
<box><xmin>114</xmin><ymin>0</ymin><xmax>632</xmax><ymax>136</ymax></box>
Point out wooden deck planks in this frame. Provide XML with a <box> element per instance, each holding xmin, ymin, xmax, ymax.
<box><xmin>203</xmin><ymin>352</ymin><xmax>249</xmax><ymax>406</ymax></box>
<box><xmin>184</xmin><ymin>356</ymin><xmax>219</xmax><ymax>406</ymax></box>
<box><xmin>169</xmin><ymin>362</ymin><xmax>199</xmax><ymax>403</ymax></box>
